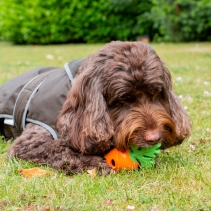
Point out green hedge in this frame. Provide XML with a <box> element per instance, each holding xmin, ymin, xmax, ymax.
<box><xmin>0</xmin><ymin>0</ymin><xmax>210</xmax><ymax>44</ymax></box>
<box><xmin>150</xmin><ymin>0</ymin><xmax>211</xmax><ymax>42</ymax></box>
<box><xmin>0</xmin><ymin>0</ymin><xmax>152</xmax><ymax>44</ymax></box>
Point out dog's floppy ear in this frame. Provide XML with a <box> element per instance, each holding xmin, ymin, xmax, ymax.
<box><xmin>163</xmin><ymin>66</ymin><xmax>191</xmax><ymax>144</ymax></box>
<box><xmin>168</xmin><ymin>91</ymin><xmax>191</xmax><ymax>144</ymax></box>
<box><xmin>56</xmin><ymin>65</ymin><xmax>114</xmax><ymax>154</ymax></box>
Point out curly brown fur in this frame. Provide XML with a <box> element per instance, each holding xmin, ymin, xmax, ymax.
<box><xmin>7</xmin><ymin>124</ymin><xmax>111</xmax><ymax>175</ymax></box>
<box><xmin>3</xmin><ymin>41</ymin><xmax>191</xmax><ymax>175</ymax></box>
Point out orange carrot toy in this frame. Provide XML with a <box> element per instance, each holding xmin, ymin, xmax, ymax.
<box><xmin>104</xmin><ymin>143</ymin><xmax>161</xmax><ymax>171</ymax></box>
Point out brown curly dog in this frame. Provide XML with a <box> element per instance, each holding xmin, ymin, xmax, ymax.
<box><xmin>0</xmin><ymin>41</ymin><xmax>191</xmax><ymax>175</ymax></box>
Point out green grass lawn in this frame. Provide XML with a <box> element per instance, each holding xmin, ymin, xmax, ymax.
<box><xmin>0</xmin><ymin>42</ymin><xmax>211</xmax><ymax>211</ymax></box>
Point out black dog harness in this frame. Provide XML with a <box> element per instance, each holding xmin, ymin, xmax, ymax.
<box><xmin>0</xmin><ymin>59</ymin><xmax>83</xmax><ymax>139</ymax></box>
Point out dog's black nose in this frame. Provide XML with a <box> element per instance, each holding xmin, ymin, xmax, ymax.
<box><xmin>144</xmin><ymin>129</ymin><xmax>160</xmax><ymax>145</ymax></box>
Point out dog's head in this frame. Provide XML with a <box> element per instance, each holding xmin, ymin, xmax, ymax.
<box><xmin>56</xmin><ymin>41</ymin><xmax>191</xmax><ymax>154</ymax></box>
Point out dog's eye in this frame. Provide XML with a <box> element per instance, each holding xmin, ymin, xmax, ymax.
<box><xmin>164</xmin><ymin>125</ymin><xmax>173</xmax><ymax>133</ymax></box>
<box><xmin>108</xmin><ymin>99</ymin><xmax>120</xmax><ymax>108</ymax></box>
<box><xmin>121</xmin><ymin>93</ymin><xmax>136</xmax><ymax>103</ymax></box>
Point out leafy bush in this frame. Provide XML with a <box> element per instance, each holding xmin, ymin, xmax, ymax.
<box><xmin>0</xmin><ymin>0</ymin><xmax>210</xmax><ymax>44</ymax></box>
<box><xmin>0</xmin><ymin>0</ymin><xmax>77</xmax><ymax>44</ymax></box>
<box><xmin>0</xmin><ymin>0</ymin><xmax>152</xmax><ymax>44</ymax></box>
<box><xmin>150</xmin><ymin>0</ymin><xmax>211</xmax><ymax>42</ymax></box>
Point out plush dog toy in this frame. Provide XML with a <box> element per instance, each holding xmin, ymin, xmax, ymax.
<box><xmin>105</xmin><ymin>143</ymin><xmax>161</xmax><ymax>170</ymax></box>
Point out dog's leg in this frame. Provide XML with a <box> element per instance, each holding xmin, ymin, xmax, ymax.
<box><xmin>7</xmin><ymin>123</ymin><xmax>111</xmax><ymax>175</ymax></box>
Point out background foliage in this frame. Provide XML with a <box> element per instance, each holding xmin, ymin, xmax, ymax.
<box><xmin>0</xmin><ymin>0</ymin><xmax>211</xmax><ymax>44</ymax></box>
<box><xmin>0</xmin><ymin>42</ymin><xmax>211</xmax><ymax>210</ymax></box>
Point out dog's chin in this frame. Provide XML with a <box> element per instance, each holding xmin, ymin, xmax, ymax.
<box><xmin>136</xmin><ymin>141</ymin><xmax>160</xmax><ymax>149</ymax></box>
<box><xmin>114</xmin><ymin>126</ymin><xmax>176</xmax><ymax>152</ymax></box>
<box><xmin>115</xmin><ymin>137</ymin><xmax>181</xmax><ymax>152</ymax></box>
<box><xmin>114</xmin><ymin>124</ymin><xmax>177</xmax><ymax>151</ymax></box>
<box><xmin>160</xmin><ymin>137</ymin><xmax>186</xmax><ymax>150</ymax></box>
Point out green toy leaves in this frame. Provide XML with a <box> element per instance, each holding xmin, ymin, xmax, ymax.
<box><xmin>129</xmin><ymin>143</ymin><xmax>161</xmax><ymax>169</ymax></box>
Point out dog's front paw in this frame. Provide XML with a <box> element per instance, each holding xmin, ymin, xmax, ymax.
<box><xmin>87</xmin><ymin>156</ymin><xmax>112</xmax><ymax>175</ymax></box>
<box><xmin>97</xmin><ymin>161</ymin><xmax>113</xmax><ymax>175</ymax></box>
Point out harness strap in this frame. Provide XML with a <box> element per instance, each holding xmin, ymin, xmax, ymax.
<box><xmin>10</xmin><ymin>59</ymin><xmax>83</xmax><ymax>134</ymax></box>
<box><xmin>13</xmin><ymin>70</ymin><xmax>56</xmax><ymax>133</ymax></box>
<box><xmin>64</xmin><ymin>58</ymin><xmax>84</xmax><ymax>84</ymax></box>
